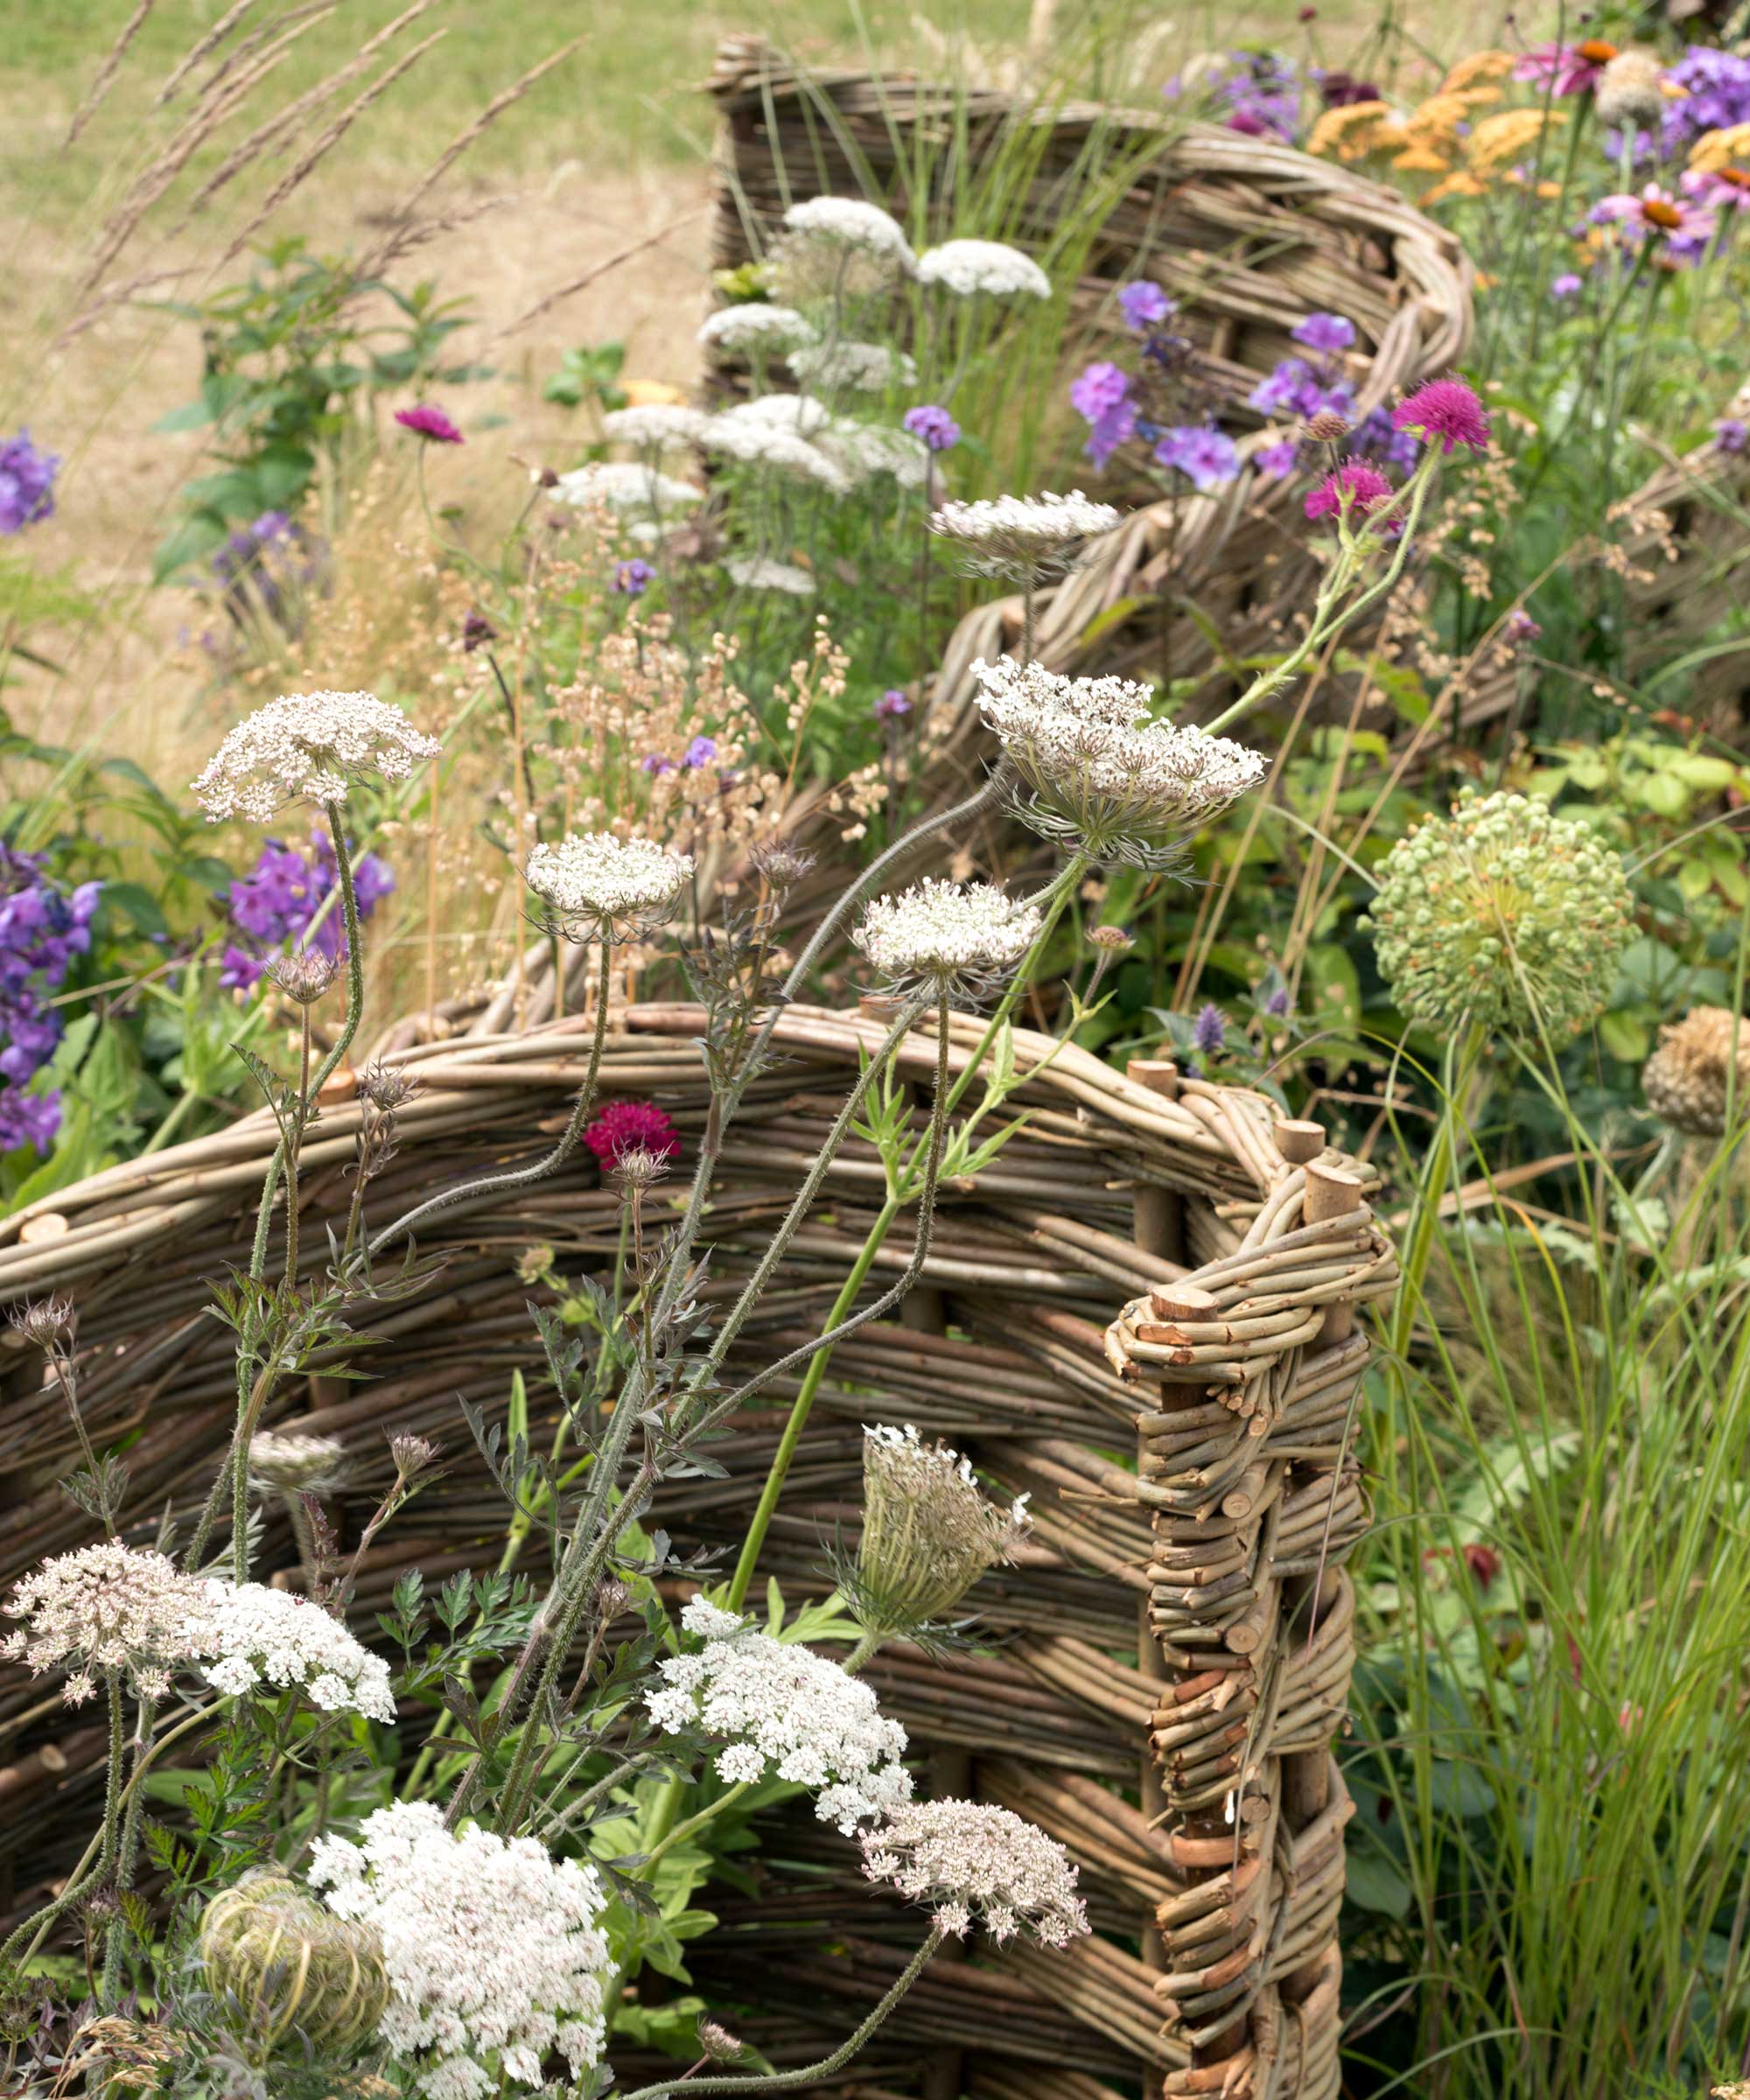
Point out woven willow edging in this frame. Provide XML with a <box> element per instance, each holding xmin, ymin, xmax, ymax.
<box><xmin>0</xmin><ymin>1006</ymin><xmax>1395</xmax><ymax>2097</ymax></box>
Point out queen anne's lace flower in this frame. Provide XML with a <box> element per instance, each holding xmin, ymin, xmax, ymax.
<box><xmin>702</xmin><ymin>410</ymin><xmax>849</xmax><ymax>491</ymax></box>
<box><xmin>972</xmin><ymin>655</ymin><xmax>1267</xmax><ymax>871</ymax></box>
<box><xmin>929</xmin><ymin>490</ymin><xmax>1121</xmax><ymax>581</ymax></box>
<box><xmin>860</xmin><ymin>1798</ymin><xmax>1089</xmax><ymax>1946</ymax></box>
<box><xmin>192</xmin><ymin>691</ymin><xmax>441</xmax><ymax>825</ymax></box>
<box><xmin>1643</xmin><ymin>1005</ymin><xmax>1750</xmax><ymax>1136</ymax></box>
<box><xmin>915</xmin><ymin>239</ymin><xmax>1053</xmax><ymax>300</ymax></box>
<box><xmin>815</xmin><ymin>418</ymin><xmax>930</xmax><ymax>491</ymax></box>
<box><xmin>601</xmin><ymin>404</ymin><xmax>709</xmax><ymax>450</ymax></box>
<box><xmin>698</xmin><ymin>304</ymin><xmax>816</xmax><ymax>352</ymax></box>
<box><xmin>780</xmin><ymin>195</ymin><xmax>916</xmax><ymax>268</ymax></box>
<box><xmin>712</xmin><ymin>392</ymin><xmax>831</xmax><ymax>437</ymax></box>
<box><xmin>646</xmin><ymin>1596</ymin><xmax>912</xmax><ymax>1831</ymax></box>
<box><xmin>248</xmin><ymin>1429</ymin><xmax>350</xmax><ymax>1493</ymax></box>
<box><xmin>724</xmin><ymin>555</ymin><xmax>816</xmax><ymax>595</ymax></box>
<box><xmin>309</xmin><ymin>1801</ymin><xmax>612</xmax><ymax>2100</ymax></box>
<box><xmin>194</xmin><ymin>1580</ymin><xmax>396</xmax><ymax>1721</ymax></box>
<box><xmin>850</xmin><ymin>1424</ymin><xmax>1031</xmax><ymax>1640</ymax></box>
<box><xmin>552</xmin><ymin>462</ymin><xmax>704</xmax><ymax>514</ymax></box>
<box><xmin>4</xmin><ymin>1543</ymin><xmax>205</xmax><ymax>1705</ymax></box>
<box><xmin>851</xmin><ymin>878</ymin><xmax>1042</xmax><ymax>1001</ymax></box>
<box><xmin>788</xmin><ymin>341</ymin><xmax>918</xmax><ymax>392</ymax></box>
<box><xmin>524</xmin><ymin>830</ymin><xmax>694</xmax><ymax>942</ymax></box>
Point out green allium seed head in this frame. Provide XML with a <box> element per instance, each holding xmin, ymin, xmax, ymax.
<box><xmin>1364</xmin><ymin>788</ymin><xmax>1633</xmax><ymax>1041</ymax></box>
<box><xmin>199</xmin><ymin>1869</ymin><xmax>389</xmax><ymax>2062</ymax></box>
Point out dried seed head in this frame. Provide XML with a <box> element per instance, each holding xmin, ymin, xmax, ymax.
<box><xmin>515</xmin><ymin>1243</ymin><xmax>556</xmax><ymax>1285</ymax></box>
<box><xmin>1594</xmin><ymin>49</ymin><xmax>1667</xmax><ymax>132</ymax></box>
<box><xmin>388</xmin><ymin>1432</ymin><xmax>442</xmax><ymax>1486</ymax></box>
<box><xmin>358</xmin><ymin>1062</ymin><xmax>420</xmax><ymax>1113</ymax></box>
<box><xmin>265</xmin><ymin>948</ymin><xmax>341</xmax><ymax>1006</ymax></box>
<box><xmin>1642</xmin><ymin>1005</ymin><xmax>1750</xmax><ymax>1137</ymax></box>
<box><xmin>611</xmin><ymin>1144</ymin><xmax>674</xmax><ymax>1198</ymax></box>
<box><xmin>697</xmin><ymin>2019</ymin><xmax>744</xmax><ymax>2064</ymax></box>
<box><xmin>200</xmin><ymin>1869</ymin><xmax>390</xmax><ymax>2057</ymax></box>
<box><xmin>594</xmin><ymin>1577</ymin><xmax>633</xmax><ymax>1624</ymax></box>
<box><xmin>1087</xmin><ymin>925</ymin><xmax>1133</xmax><ymax>952</ymax></box>
<box><xmin>1303</xmin><ymin>409</ymin><xmax>1351</xmax><ymax>442</ymax></box>
<box><xmin>751</xmin><ymin>838</ymin><xmax>817</xmax><ymax>893</ymax></box>
<box><xmin>10</xmin><ymin>1294</ymin><xmax>75</xmax><ymax>1349</ymax></box>
<box><xmin>849</xmin><ymin>1424</ymin><xmax>1032</xmax><ymax>1642</ymax></box>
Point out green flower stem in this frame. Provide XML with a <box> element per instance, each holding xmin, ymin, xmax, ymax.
<box><xmin>368</xmin><ymin>940</ymin><xmax>612</xmax><ymax>1260</ymax></box>
<box><xmin>636</xmin><ymin>1779</ymin><xmax>754</xmax><ymax>1880</ymax></box>
<box><xmin>612</xmin><ymin>1926</ymin><xmax>946</xmax><ymax>2100</ymax></box>
<box><xmin>1389</xmin><ymin>1023</ymin><xmax>1487</xmax><ymax>1375</ymax></box>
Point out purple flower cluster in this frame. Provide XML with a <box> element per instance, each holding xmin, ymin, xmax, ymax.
<box><xmin>1167</xmin><ymin>52</ymin><xmax>1303</xmax><ymax>140</ymax></box>
<box><xmin>1069</xmin><ymin>360</ymin><xmax>1138</xmax><ymax>468</ymax></box>
<box><xmin>902</xmin><ymin>404</ymin><xmax>961</xmax><ymax>452</ymax></box>
<box><xmin>0</xmin><ymin>431</ymin><xmax>60</xmax><ymax>537</ymax></box>
<box><xmin>1662</xmin><ymin>46</ymin><xmax>1750</xmax><ymax>156</ymax></box>
<box><xmin>1118</xmin><ymin>281</ymin><xmax>1174</xmax><ymax>332</ymax></box>
<box><xmin>612</xmin><ymin>558</ymin><xmax>655</xmax><ymax>596</ymax></box>
<box><xmin>1247</xmin><ymin>313</ymin><xmax>1360</xmax><ymax>425</ymax></box>
<box><xmin>0</xmin><ymin>849</ymin><xmax>99</xmax><ymax>1154</ymax></box>
<box><xmin>1154</xmin><ymin>424</ymin><xmax>1240</xmax><ymax>492</ymax></box>
<box><xmin>211</xmin><ymin>510</ymin><xmax>314</xmax><ymax>632</ymax></box>
<box><xmin>640</xmin><ymin>736</ymin><xmax>719</xmax><ymax>777</ymax></box>
<box><xmin>220</xmin><ymin>830</ymin><xmax>394</xmax><ymax>993</ymax></box>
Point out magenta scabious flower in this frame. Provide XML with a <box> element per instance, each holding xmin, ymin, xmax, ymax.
<box><xmin>1514</xmin><ymin>41</ymin><xmax>1616</xmax><ymax>96</ymax></box>
<box><xmin>584</xmin><ymin>1099</ymin><xmax>681</xmax><ymax>1169</ymax></box>
<box><xmin>1154</xmin><ymin>424</ymin><xmax>1240</xmax><ymax>492</ymax></box>
<box><xmin>395</xmin><ymin>403</ymin><xmax>464</xmax><ymax>444</ymax></box>
<box><xmin>1304</xmin><ymin>460</ymin><xmax>1395</xmax><ymax>523</ymax></box>
<box><xmin>903</xmin><ymin>404</ymin><xmax>961</xmax><ymax>452</ymax></box>
<box><xmin>1391</xmin><ymin>377</ymin><xmax>1490</xmax><ymax>456</ymax></box>
<box><xmin>1591</xmin><ymin>184</ymin><xmax>1717</xmax><ymax>261</ymax></box>
<box><xmin>1292</xmin><ymin>312</ymin><xmax>1356</xmax><ymax>354</ymax></box>
<box><xmin>0</xmin><ymin>430</ymin><xmax>60</xmax><ymax>536</ymax></box>
<box><xmin>613</xmin><ymin>558</ymin><xmax>655</xmax><ymax>596</ymax></box>
<box><xmin>1117</xmin><ymin>281</ymin><xmax>1173</xmax><ymax>331</ymax></box>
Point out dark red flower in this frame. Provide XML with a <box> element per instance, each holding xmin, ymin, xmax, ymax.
<box><xmin>1390</xmin><ymin>377</ymin><xmax>1491</xmax><ymax>455</ymax></box>
<box><xmin>584</xmin><ymin>1099</ymin><xmax>681</xmax><ymax>1169</ymax></box>
<box><xmin>396</xmin><ymin>403</ymin><xmax>464</xmax><ymax>444</ymax></box>
<box><xmin>1461</xmin><ymin>1543</ymin><xmax>1502</xmax><ymax>1590</ymax></box>
<box><xmin>1304</xmin><ymin>460</ymin><xmax>1395</xmax><ymax>523</ymax></box>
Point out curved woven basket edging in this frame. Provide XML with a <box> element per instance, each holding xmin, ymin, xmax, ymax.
<box><xmin>0</xmin><ymin>1004</ymin><xmax>1396</xmax><ymax>2099</ymax></box>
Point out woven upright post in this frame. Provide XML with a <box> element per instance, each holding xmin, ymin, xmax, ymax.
<box><xmin>1106</xmin><ymin>1113</ymin><xmax>1396</xmax><ymax>2097</ymax></box>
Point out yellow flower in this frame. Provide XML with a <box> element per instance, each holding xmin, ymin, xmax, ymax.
<box><xmin>1306</xmin><ymin>100</ymin><xmax>1397</xmax><ymax>159</ymax></box>
<box><xmin>1422</xmin><ymin>171</ymin><xmax>1488</xmax><ymax>204</ymax></box>
<box><xmin>1466</xmin><ymin>106</ymin><xmax>1567</xmax><ymax>172</ymax></box>
<box><xmin>1440</xmin><ymin>51</ymin><xmax>1516</xmax><ymax>93</ymax></box>
<box><xmin>622</xmin><ymin>379</ymin><xmax>687</xmax><ymax>408</ymax></box>
<box><xmin>1690</xmin><ymin>122</ymin><xmax>1750</xmax><ymax>171</ymax></box>
<box><xmin>1394</xmin><ymin>145</ymin><xmax>1454</xmax><ymax>173</ymax></box>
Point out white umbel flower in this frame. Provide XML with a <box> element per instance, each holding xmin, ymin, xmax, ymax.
<box><xmin>195</xmin><ymin>1580</ymin><xmax>396</xmax><ymax>1722</ymax></box>
<box><xmin>788</xmin><ymin>341</ymin><xmax>918</xmax><ymax>393</ymax></box>
<box><xmin>712</xmin><ymin>392</ymin><xmax>830</xmax><ymax>437</ymax></box>
<box><xmin>780</xmin><ymin>195</ymin><xmax>916</xmax><ymax>269</ymax></box>
<box><xmin>860</xmin><ymin>1798</ymin><xmax>1089</xmax><ymax>1946</ymax></box>
<box><xmin>601</xmin><ymin>404</ymin><xmax>708</xmax><ymax>450</ymax></box>
<box><xmin>551</xmin><ymin>461</ymin><xmax>704</xmax><ymax>514</ymax></box>
<box><xmin>248</xmin><ymin>1429</ymin><xmax>350</xmax><ymax>1493</ymax></box>
<box><xmin>698</xmin><ymin>304</ymin><xmax>816</xmax><ymax>353</ymax></box>
<box><xmin>645</xmin><ymin>1596</ymin><xmax>913</xmax><ymax>1832</ymax></box>
<box><xmin>851</xmin><ymin>878</ymin><xmax>1042</xmax><ymax>1001</ymax></box>
<box><xmin>928</xmin><ymin>489</ymin><xmax>1121</xmax><ymax>581</ymax></box>
<box><xmin>309</xmin><ymin>1800</ymin><xmax>612</xmax><ymax>2100</ymax></box>
<box><xmin>815</xmin><ymin>418</ymin><xmax>930</xmax><ymax>491</ymax></box>
<box><xmin>524</xmin><ymin>830</ymin><xmax>694</xmax><ymax>942</ymax></box>
<box><xmin>724</xmin><ymin>555</ymin><xmax>816</xmax><ymax>596</ymax></box>
<box><xmin>972</xmin><ymin>654</ymin><xmax>1267</xmax><ymax>871</ymax></box>
<box><xmin>701</xmin><ymin>411</ymin><xmax>849</xmax><ymax>492</ymax></box>
<box><xmin>4</xmin><ymin>1543</ymin><xmax>205</xmax><ymax>1706</ymax></box>
<box><xmin>916</xmin><ymin>239</ymin><xmax>1052</xmax><ymax>300</ymax></box>
<box><xmin>192</xmin><ymin>691</ymin><xmax>441</xmax><ymax>825</ymax></box>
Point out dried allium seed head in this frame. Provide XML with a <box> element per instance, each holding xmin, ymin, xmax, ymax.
<box><xmin>850</xmin><ymin>1424</ymin><xmax>1032</xmax><ymax>1641</ymax></box>
<box><xmin>1642</xmin><ymin>1005</ymin><xmax>1750</xmax><ymax>1137</ymax></box>
<box><xmin>3</xmin><ymin>1542</ymin><xmax>205</xmax><ymax>1705</ymax></box>
<box><xmin>972</xmin><ymin>655</ymin><xmax>1267</xmax><ymax>871</ymax></box>
<box><xmin>10</xmin><ymin>1294</ymin><xmax>74</xmax><ymax>1348</ymax></box>
<box><xmin>1303</xmin><ymin>409</ymin><xmax>1351</xmax><ymax>442</ymax></box>
<box><xmin>200</xmin><ymin>1870</ymin><xmax>390</xmax><ymax>2059</ymax></box>
<box><xmin>859</xmin><ymin>1798</ymin><xmax>1089</xmax><ymax>1946</ymax></box>
<box><xmin>191</xmin><ymin>690</ymin><xmax>441</xmax><ymax>825</ymax></box>
<box><xmin>1364</xmin><ymin>788</ymin><xmax>1634</xmax><ymax>1040</ymax></box>
<box><xmin>851</xmin><ymin>878</ymin><xmax>1042</xmax><ymax>1004</ymax></box>
<box><xmin>697</xmin><ymin>2018</ymin><xmax>744</xmax><ymax>2064</ymax></box>
<box><xmin>524</xmin><ymin>831</ymin><xmax>695</xmax><ymax>942</ymax></box>
<box><xmin>265</xmin><ymin>948</ymin><xmax>341</xmax><ymax>1006</ymax></box>
<box><xmin>358</xmin><ymin>1062</ymin><xmax>420</xmax><ymax>1113</ymax></box>
<box><xmin>248</xmin><ymin>1430</ymin><xmax>350</xmax><ymax>1494</ymax></box>
<box><xmin>1594</xmin><ymin>49</ymin><xmax>1667</xmax><ymax>132</ymax></box>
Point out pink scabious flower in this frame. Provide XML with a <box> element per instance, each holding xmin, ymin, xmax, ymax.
<box><xmin>1591</xmin><ymin>184</ymin><xmax>1717</xmax><ymax>259</ymax></box>
<box><xmin>1513</xmin><ymin>38</ymin><xmax>1618</xmax><ymax>96</ymax></box>
<box><xmin>395</xmin><ymin>403</ymin><xmax>464</xmax><ymax>444</ymax></box>
<box><xmin>584</xmin><ymin>1099</ymin><xmax>680</xmax><ymax>1170</ymax></box>
<box><xmin>1304</xmin><ymin>459</ymin><xmax>1395</xmax><ymax>523</ymax></box>
<box><xmin>1390</xmin><ymin>377</ymin><xmax>1491</xmax><ymax>456</ymax></box>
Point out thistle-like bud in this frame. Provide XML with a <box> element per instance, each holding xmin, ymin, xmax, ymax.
<box><xmin>1303</xmin><ymin>409</ymin><xmax>1351</xmax><ymax>442</ymax></box>
<box><xmin>1642</xmin><ymin>1005</ymin><xmax>1750</xmax><ymax>1137</ymax></box>
<box><xmin>265</xmin><ymin>948</ymin><xmax>341</xmax><ymax>1007</ymax></box>
<box><xmin>388</xmin><ymin>1432</ymin><xmax>442</xmax><ymax>1487</ymax></box>
<box><xmin>10</xmin><ymin>1294</ymin><xmax>75</xmax><ymax>1349</ymax></box>
<box><xmin>1087</xmin><ymin>926</ymin><xmax>1133</xmax><ymax>955</ymax></box>
<box><xmin>849</xmin><ymin>1424</ymin><xmax>1031</xmax><ymax>1642</ymax></box>
<box><xmin>198</xmin><ymin>1870</ymin><xmax>389</xmax><ymax>2059</ymax></box>
<box><xmin>358</xmin><ymin>1063</ymin><xmax>420</xmax><ymax>1113</ymax></box>
<box><xmin>1364</xmin><ymin>788</ymin><xmax>1634</xmax><ymax>1041</ymax></box>
<box><xmin>697</xmin><ymin>2017</ymin><xmax>745</xmax><ymax>2064</ymax></box>
<box><xmin>751</xmin><ymin>839</ymin><xmax>817</xmax><ymax>893</ymax></box>
<box><xmin>1594</xmin><ymin>49</ymin><xmax>1667</xmax><ymax>133</ymax></box>
<box><xmin>612</xmin><ymin>1144</ymin><xmax>674</xmax><ymax>1197</ymax></box>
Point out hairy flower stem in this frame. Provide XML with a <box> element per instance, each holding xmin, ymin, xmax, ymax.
<box><xmin>98</xmin><ymin>1693</ymin><xmax>155</xmax><ymax>2006</ymax></box>
<box><xmin>366</xmin><ymin>943</ymin><xmax>612</xmax><ymax>1259</ymax></box>
<box><xmin>726</xmin><ymin>1000</ymin><xmax>955</xmax><ymax>1613</ymax></box>
<box><xmin>614</xmin><ymin>1927</ymin><xmax>946</xmax><ymax>2100</ymax></box>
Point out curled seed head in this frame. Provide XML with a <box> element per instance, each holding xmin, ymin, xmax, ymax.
<box><xmin>266</xmin><ymin>948</ymin><xmax>341</xmax><ymax>1006</ymax></box>
<box><xmin>10</xmin><ymin>1295</ymin><xmax>75</xmax><ymax>1349</ymax></box>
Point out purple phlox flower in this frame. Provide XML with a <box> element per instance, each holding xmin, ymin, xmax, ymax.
<box><xmin>612</xmin><ymin>558</ymin><xmax>655</xmax><ymax>596</ymax></box>
<box><xmin>1591</xmin><ymin>184</ymin><xmax>1717</xmax><ymax>260</ymax></box>
<box><xmin>1167</xmin><ymin>51</ymin><xmax>1302</xmax><ymax>141</ymax></box>
<box><xmin>1193</xmin><ymin>1003</ymin><xmax>1227</xmax><ymax>1055</ymax></box>
<box><xmin>0</xmin><ymin>848</ymin><xmax>100</xmax><ymax>1155</ymax></box>
<box><xmin>1253</xmin><ymin>437</ymin><xmax>1301</xmax><ymax>480</ymax></box>
<box><xmin>1391</xmin><ymin>377</ymin><xmax>1491</xmax><ymax>455</ymax></box>
<box><xmin>1714</xmin><ymin>416</ymin><xmax>1749</xmax><ymax>454</ymax></box>
<box><xmin>225</xmin><ymin>829</ymin><xmax>392</xmax><ymax>981</ymax></box>
<box><xmin>220</xmin><ymin>943</ymin><xmax>266</xmax><ymax>993</ymax></box>
<box><xmin>1513</xmin><ymin>41</ymin><xmax>1616</xmax><ymax>96</ymax></box>
<box><xmin>1662</xmin><ymin>46</ymin><xmax>1750</xmax><ymax>156</ymax></box>
<box><xmin>683</xmin><ymin>735</ymin><xmax>718</xmax><ymax>768</ymax></box>
<box><xmin>641</xmin><ymin>753</ymin><xmax>676</xmax><ymax>776</ymax></box>
<box><xmin>0</xmin><ymin>1087</ymin><xmax>60</xmax><ymax>1154</ymax></box>
<box><xmin>1084</xmin><ymin>399</ymin><xmax>1138</xmax><ymax>470</ymax></box>
<box><xmin>875</xmin><ymin>689</ymin><xmax>912</xmax><ymax>719</ymax></box>
<box><xmin>1069</xmin><ymin>362</ymin><xmax>1130</xmax><ymax>420</ymax></box>
<box><xmin>902</xmin><ymin>404</ymin><xmax>961</xmax><ymax>452</ymax></box>
<box><xmin>1305</xmin><ymin>460</ymin><xmax>1396</xmax><ymax>524</ymax></box>
<box><xmin>0</xmin><ymin>430</ymin><xmax>60</xmax><ymax>536</ymax></box>
<box><xmin>1292</xmin><ymin>312</ymin><xmax>1356</xmax><ymax>354</ymax></box>
<box><xmin>1154</xmin><ymin>424</ymin><xmax>1240</xmax><ymax>492</ymax></box>
<box><xmin>1550</xmin><ymin>272</ymin><xmax>1585</xmax><ymax>300</ymax></box>
<box><xmin>1117</xmin><ymin>281</ymin><xmax>1174</xmax><ymax>331</ymax></box>
<box><xmin>1504</xmin><ymin>608</ymin><xmax>1543</xmax><ymax>643</ymax></box>
<box><xmin>395</xmin><ymin>403</ymin><xmax>464</xmax><ymax>444</ymax></box>
<box><xmin>1249</xmin><ymin>357</ymin><xmax>1313</xmax><ymax>418</ymax></box>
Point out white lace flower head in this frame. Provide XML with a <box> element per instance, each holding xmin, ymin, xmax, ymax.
<box><xmin>248</xmin><ymin>1429</ymin><xmax>350</xmax><ymax>1494</ymax></box>
<box><xmin>860</xmin><ymin>1798</ymin><xmax>1089</xmax><ymax>1946</ymax></box>
<box><xmin>724</xmin><ymin>556</ymin><xmax>816</xmax><ymax>596</ymax></box>
<box><xmin>3</xmin><ymin>1542</ymin><xmax>206</xmax><ymax>1705</ymax></box>
<box><xmin>714</xmin><ymin>392</ymin><xmax>831</xmax><ymax>437</ymax></box>
<box><xmin>551</xmin><ymin>461</ymin><xmax>704</xmax><ymax>515</ymax></box>
<box><xmin>972</xmin><ymin>654</ymin><xmax>1267</xmax><ymax>871</ymax></box>
<box><xmin>698</xmin><ymin>304</ymin><xmax>816</xmax><ymax>353</ymax></box>
<box><xmin>916</xmin><ymin>239</ymin><xmax>1052</xmax><ymax>300</ymax></box>
<box><xmin>524</xmin><ymin>831</ymin><xmax>694</xmax><ymax>942</ymax></box>
<box><xmin>601</xmin><ymin>404</ymin><xmax>709</xmax><ymax>451</ymax></box>
<box><xmin>645</xmin><ymin>1595</ymin><xmax>913</xmax><ymax>1832</ymax></box>
<box><xmin>814</xmin><ymin>418</ymin><xmax>930</xmax><ymax>491</ymax></box>
<box><xmin>309</xmin><ymin>1800</ymin><xmax>612</xmax><ymax>2098</ymax></box>
<box><xmin>701</xmin><ymin>410</ymin><xmax>849</xmax><ymax>492</ymax></box>
<box><xmin>928</xmin><ymin>490</ymin><xmax>1121</xmax><ymax>582</ymax></box>
<box><xmin>194</xmin><ymin>1579</ymin><xmax>396</xmax><ymax>1721</ymax></box>
<box><xmin>780</xmin><ymin>195</ymin><xmax>916</xmax><ymax>268</ymax></box>
<box><xmin>851</xmin><ymin>878</ymin><xmax>1042</xmax><ymax>1002</ymax></box>
<box><xmin>788</xmin><ymin>341</ymin><xmax>919</xmax><ymax>393</ymax></box>
<box><xmin>192</xmin><ymin>691</ymin><xmax>442</xmax><ymax>825</ymax></box>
